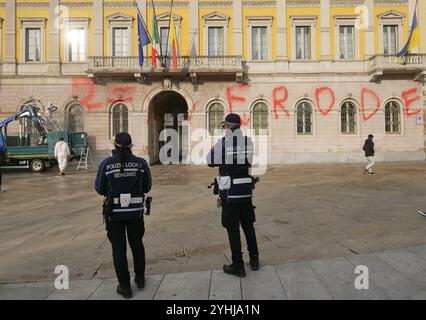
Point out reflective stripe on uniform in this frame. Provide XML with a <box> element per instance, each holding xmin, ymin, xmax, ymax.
<box><xmin>106</xmin><ymin>168</ymin><xmax>145</xmax><ymax>175</ymax></box>
<box><xmin>113</xmin><ymin>197</ymin><xmax>144</xmax><ymax>205</ymax></box>
<box><xmin>233</xmin><ymin>178</ymin><xmax>252</xmax><ymax>185</ymax></box>
<box><xmin>227</xmin><ymin>195</ymin><xmax>252</xmax><ymax>199</ymax></box>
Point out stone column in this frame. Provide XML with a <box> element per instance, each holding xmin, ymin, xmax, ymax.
<box><xmin>4</xmin><ymin>0</ymin><xmax>16</xmax><ymax>74</ymax></box>
<box><xmin>276</xmin><ymin>0</ymin><xmax>288</xmax><ymax>60</ymax></box>
<box><xmin>48</xmin><ymin>0</ymin><xmax>60</xmax><ymax>73</ymax></box>
<box><xmin>137</xmin><ymin>0</ymin><xmax>148</xmax><ymax>56</ymax></box>
<box><xmin>189</xmin><ymin>0</ymin><xmax>199</xmax><ymax>54</ymax></box>
<box><xmin>93</xmin><ymin>0</ymin><xmax>104</xmax><ymax>56</ymax></box>
<box><xmin>320</xmin><ymin>0</ymin><xmax>331</xmax><ymax>60</ymax></box>
<box><xmin>233</xmin><ymin>0</ymin><xmax>243</xmax><ymax>56</ymax></box>
<box><xmin>364</xmin><ymin>0</ymin><xmax>375</xmax><ymax>58</ymax></box>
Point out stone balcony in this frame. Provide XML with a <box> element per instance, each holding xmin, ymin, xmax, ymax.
<box><xmin>0</xmin><ymin>54</ymin><xmax>423</xmax><ymax>83</ymax></box>
<box><xmin>369</xmin><ymin>54</ymin><xmax>426</xmax><ymax>82</ymax></box>
<box><xmin>246</xmin><ymin>54</ymin><xmax>426</xmax><ymax>82</ymax></box>
<box><xmin>86</xmin><ymin>55</ymin><xmax>245</xmax><ymax>82</ymax></box>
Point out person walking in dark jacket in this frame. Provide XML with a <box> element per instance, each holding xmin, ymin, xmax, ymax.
<box><xmin>363</xmin><ymin>134</ymin><xmax>375</xmax><ymax>174</ymax></box>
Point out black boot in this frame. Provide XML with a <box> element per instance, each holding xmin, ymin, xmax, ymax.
<box><xmin>250</xmin><ymin>255</ymin><xmax>259</xmax><ymax>271</ymax></box>
<box><xmin>134</xmin><ymin>274</ymin><xmax>145</xmax><ymax>289</ymax></box>
<box><xmin>117</xmin><ymin>284</ymin><xmax>132</xmax><ymax>299</ymax></box>
<box><xmin>223</xmin><ymin>263</ymin><xmax>246</xmax><ymax>278</ymax></box>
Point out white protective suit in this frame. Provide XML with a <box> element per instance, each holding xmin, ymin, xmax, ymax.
<box><xmin>54</xmin><ymin>141</ymin><xmax>71</xmax><ymax>171</ymax></box>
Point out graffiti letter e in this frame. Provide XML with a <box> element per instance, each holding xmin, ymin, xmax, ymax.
<box><xmin>401</xmin><ymin>88</ymin><xmax>421</xmax><ymax>116</ymax></box>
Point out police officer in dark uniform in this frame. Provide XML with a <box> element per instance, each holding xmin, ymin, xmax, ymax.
<box><xmin>207</xmin><ymin>113</ymin><xmax>259</xmax><ymax>278</ymax></box>
<box><xmin>95</xmin><ymin>132</ymin><xmax>152</xmax><ymax>299</ymax></box>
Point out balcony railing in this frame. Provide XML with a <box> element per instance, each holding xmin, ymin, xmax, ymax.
<box><xmin>86</xmin><ymin>54</ymin><xmax>424</xmax><ymax>82</ymax></box>
<box><xmin>370</xmin><ymin>54</ymin><xmax>424</xmax><ymax>69</ymax></box>
<box><xmin>87</xmin><ymin>55</ymin><xmax>243</xmax><ymax>74</ymax></box>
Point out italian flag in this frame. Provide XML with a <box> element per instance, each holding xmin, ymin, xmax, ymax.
<box><xmin>151</xmin><ymin>15</ymin><xmax>160</xmax><ymax>68</ymax></box>
<box><xmin>168</xmin><ymin>17</ymin><xmax>179</xmax><ymax>70</ymax></box>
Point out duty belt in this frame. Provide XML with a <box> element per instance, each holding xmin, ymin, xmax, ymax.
<box><xmin>113</xmin><ymin>197</ymin><xmax>144</xmax><ymax>205</ymax></box>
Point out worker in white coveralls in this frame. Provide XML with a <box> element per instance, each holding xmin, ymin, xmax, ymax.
<box><xmin>54</xmin><ymin>137</ymin><xmax>70</xmax><ymax>176</ymax></box>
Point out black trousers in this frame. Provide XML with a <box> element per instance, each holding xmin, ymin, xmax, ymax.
<box><xmin>221</xmin><ymin>199</ymin><xmax>259</xmax><ymax>266</ymax></box>
<box><xmin>107</xmin><ymin>218</ymin><xmax>145</xmax><ymax>288</ymax></box>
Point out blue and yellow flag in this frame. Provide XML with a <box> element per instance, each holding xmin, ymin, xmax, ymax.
<box><xmin>397</xmin><ymin>7</ymin><xmax>419</xmax><ymax>56</ymax></box>
<box><xmin>137</xmin><ymin>13</ymin><xmax>151</xmax><ymax>66</ymax></box>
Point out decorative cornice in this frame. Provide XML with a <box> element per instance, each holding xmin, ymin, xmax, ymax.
<box><xmin>287</xmin><ymin>0</ymin><xmax>320</xmax><ymax>7</ymax></box>
<box><xmin>374</xmin><ymin>0</ymin><xmax>408</xmax><ymax>6</ymax></box>
<box><xmin>330</xmin><ymin>0</ymin><xmax>364</xmax><ymax>7</ymax></box>
<box><xmin>60</xmin><ymin>2</ymin><xmax>93</xmax><ymax>9</ymax></box>
<box><xmin>202</xmin><ymin>11</ymin><xmax>230</xmax><ymax>21</ymax></box>
<box><xmin>16</xmin><ymin>2</ymin><xmax>49</xmax><ymax>9</ymax></box>
<box><xmin>104</xmin><ymin>2</ymin><xmax>135</xmax><ymax>9</ymax></box>
<box><xmin>242</xmin><ymin>1</ymin><xmax>276</xmax><ymax>8</ymax></box>
<box><xmin>147</xmin><ymin>1</ymin><xmax>189</xmax><ymax>8</ymax></box>
<box><xmin>199</xmin><ymin>1</ymin><xmax>233</xmax><ymax>8</ymax></box>
<box><xmin>377</xmin><ymin>9</ymin><xmax>406</xmax><ymax>19</ymax></box>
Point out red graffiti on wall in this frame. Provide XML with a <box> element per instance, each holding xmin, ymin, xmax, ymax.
<box><xmin>187</xmin><ymin>99</ymin><xmax>202</xmax><ymax>124</ymax></box>
<box><xmin>107</xmin><ymin>86</ymin><xmax>136</xmax><ymax>105</ymax></box>
<box><xmin>71</xmin><ymin>78</ymin><xmax>102</xmax><ymax>111</ymax></box>
<box><xmin>315</xmin><ymin>87</ymin><xmax>335</xmax><ymax>116</ymax></box>
<box><xmin>401</xmin><ymin>88</ymin><xmax>421</xmax><ymax>116</ymax></box>
<box><xmin>226</xmin><ymin>84</ymin><xmax>249</xmax><ymax>113</ymax></box>
<box><xmin>272</xmin><ymin>86</ymin><xmax>289</xmax><ymax>120</ymax></box>
<box><xmin>360</xmin><ymin>88</ymin><xmax>381</xmax><ymax>121</ymax></box>
<box><xmin>240</xmin><ymin>113</ymin><xmax>251</xmax><ymax>126</ymax></box>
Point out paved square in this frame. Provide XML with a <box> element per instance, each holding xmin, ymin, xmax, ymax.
<box><xmin>0</xmin><ymin>161</ymin><xmax>426</xmax><ymax>300</ymax></box>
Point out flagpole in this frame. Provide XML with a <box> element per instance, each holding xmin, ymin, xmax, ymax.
<box><xmin>134</xmin><ymin>1</ymin><xmax>152</xmax><ymax>42</ymax></box>
<box><xmin>150</xmin><ymin>0</ymin><xmax>163</xmax><ymax>66</ymax></box>
<box><xmin>186</xmin><ymin>30</ymin><xmax>197</xmax><ymax>56</ymax></box>
<box><xmin>133</xmin><ymin>0</ymin><xmax>161</xmax><ymax>67</ymax></box>
<box><xmin>165</xmin><ymin>0</ymin><xmax>175</xmax><ymax>67</ymax></box>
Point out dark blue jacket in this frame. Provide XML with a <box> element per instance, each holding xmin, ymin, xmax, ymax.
<box><xmin>207</xmin><ymin>128</ymin><xmax>254</xmax><ymax>203</ymax></box>
<box><xmin>95</xmin><ymin>150</ymin><xmax>152</xmax><ymax>221</ymax></box>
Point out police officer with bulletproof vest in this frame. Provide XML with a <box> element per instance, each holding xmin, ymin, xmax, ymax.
<box><xmin>95</xmin><ymin>132</ymin><xmax>152</xmax><ymax>299</ymax></box>
<box><xmin>207</xmin><ymin>113</ymin><xmax>259</xmax><ymax>278</ymax></box>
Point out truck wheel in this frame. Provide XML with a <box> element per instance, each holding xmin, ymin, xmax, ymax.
<box><xmin>30</xmin><ymin>159</ymin><xmax>45</xmax><ymax>173</ymax></box>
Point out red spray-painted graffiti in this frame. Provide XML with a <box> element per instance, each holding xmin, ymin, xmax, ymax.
<box><xmin>315</xmin><ymin>87</ymin><xmax>335</xmax><ymax>116</ymax></box>
<box><xmin>187</xmin><ymin>99</ymin><xmax>202</xmax><ymax>123</ymax></box>
<box><xmin>70</xmin><ymin>77</ymin><xmax>422</xmax><ymax>126</ymax></box>
<box><xmin>71</xmin><ymin>78</ymin><xmax>102</xmax><ymax>111</ymax></box>
<box><xmin>72</xmin><ymin>78</ymin><xmax>140</xmax><ymax>111</ymax></box>
<box><xmin>240</xmin><ymin>113</ymin><xmax>251</xmax><ymax>126</ymax></box>
<box><xmin>401</xmin><ymin>88</ymin><xmax>421</xmax><ymax>116</ymax></box>
<box><xmin>225</xmin><ymin>84</ymin><xmax>422</xmax><ymax>123</ymax></box>
<box><xmin>226</xmin><ymin>84</ymin><xmax>249</xmax><ymax>113</ymax></box>
<box><xmin>360</xmin><ymin>88</ymin><xmax>381</xmax><ymax>121</ymax></box>
<box><xmin>107</xmin><ymin>86</ymin><xmax>136</xmax><ymax>105</ymax></box>
<box><xmin>273</xmin><ymin>86</ymin><xmax>289</xmax><ymax>120</ymax></box>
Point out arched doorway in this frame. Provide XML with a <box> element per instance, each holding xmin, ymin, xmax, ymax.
<box><xmin>148</xmin><ymin>90</ymin><xmax>189</xmax><ymax>164</ymax></box>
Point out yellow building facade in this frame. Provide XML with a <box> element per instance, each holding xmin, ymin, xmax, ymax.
<box><xmin>0</xmin><ymin>0</ymin><xmax>425</xmax><ymax>164</ymax></box>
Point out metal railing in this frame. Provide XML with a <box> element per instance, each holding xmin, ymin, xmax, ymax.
<box><xmin>87</xmin><ymin>55</ymin><xmax>243</xmax><ymax>73</ymax></box>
